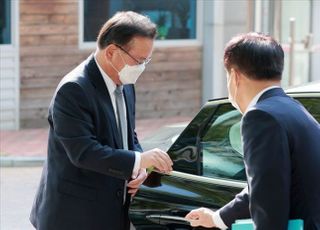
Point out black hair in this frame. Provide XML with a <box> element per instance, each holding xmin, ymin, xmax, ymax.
<box><xmin>97</xmin><ymin>11</ymin><xmax>157</xmax><ymax>50</ymax></box>
<box><xmin>224</xmin><ymin>32</ymin><xmax>284</xmax><ymax>80</ymax></box>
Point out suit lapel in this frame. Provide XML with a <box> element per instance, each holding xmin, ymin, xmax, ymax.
<box><xmin>85</xmin><ymin>55</ymin><xmax>122</xmax><ymax>148</ymax></box>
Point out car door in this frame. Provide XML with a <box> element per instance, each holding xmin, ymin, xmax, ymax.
<box><xmin>129</xmin><ymin>93</ymin><xmax>320</xmax><ymax>230</ymax></box>
<box><xmin>130</xmin><ymin>99</ymin><xmax>246</xmax><ymax>230</ymax></box>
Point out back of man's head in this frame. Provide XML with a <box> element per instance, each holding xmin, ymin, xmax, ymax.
<box><xmin>97</xmin><ymin>11</ymin><xmax>157</xmax><ymax>50</ymax></box>
<box><xmin>224</xmin><ymin>32</ymin><xmax>284</xmax><ymax>81</ymax></box>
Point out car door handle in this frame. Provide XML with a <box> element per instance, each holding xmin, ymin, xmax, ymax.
<box><xmin>146</xmin><ymin>214</ymin><xmax>190</xmax><ymax>225</ymax></box>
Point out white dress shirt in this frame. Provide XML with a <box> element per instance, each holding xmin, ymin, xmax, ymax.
<box><xmin>213</xmin><ymin>85</ymin><xmax>280</xmax><ymax>229</ymax></box>
<box><xmin>94</xmin><ymin>54</ymin><xmax>141</xmax><ymax>179</ymax></box>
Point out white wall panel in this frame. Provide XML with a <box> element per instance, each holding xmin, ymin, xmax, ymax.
<box><xmin>0</xmin><ymin>0</ymin><xmax>19</xmax><ymax>130</ymax></box>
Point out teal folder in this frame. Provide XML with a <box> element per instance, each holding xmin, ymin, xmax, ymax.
<box><xmin>232</xmin><ymin>219</ymin><xmax>303</xmax><ymax>230</ymax></box>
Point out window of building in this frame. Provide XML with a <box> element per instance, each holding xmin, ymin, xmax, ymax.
<box><xmin>80</xmin><ymin>0</ymin><xmax>199</xmax><ymax>48</ymax></box>
<box><xmin>0</xmin><ymin>0</ymin><xmax>11</xmax><ymax>44</ymax></box>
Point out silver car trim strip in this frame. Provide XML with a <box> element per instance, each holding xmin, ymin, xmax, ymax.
<box><xmin>168</xmin><ymin>171</ymin><xmax>247</xmax><ymax>189</ymax></box>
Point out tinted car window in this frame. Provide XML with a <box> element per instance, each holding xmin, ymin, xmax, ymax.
<box><xmin>296</xmin><ymin>98</ymin><xmax>320</xmax><ymax>122</ymax></box>
<box><xmin>168</xmin><ymin>103</ymin><xmax>217</xmax><ymax>175</ymax></box>
<box><xmin>199</xmin><ymin>104</ymin><xmax>245</xmax><ymax>181</ymax></box>
<box><xmin>169</xmin><ymin>96</ymin><xmax>319</xmax><ymax>181</ymax></box>
<box><xmin>168</xmin><ymin>101</ymin><xmax>245</xmax><ymax>180</ymax></box>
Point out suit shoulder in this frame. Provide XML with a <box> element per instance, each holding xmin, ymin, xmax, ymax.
<box><xmin>245</xmin><ymin>96</ymin><xmax>315</xmax><ymax>134</ymax></box>
<box><xmin>255</xmin><ymin>96</ymin><xmax>312</xmax><ymax>123</ymax></box>
<box><xmin>244</xmin><ymin>109</ymin><xmax>279</xmax><ymax>125</ymax></box>
<box><xmin>256</xmin><ymin>95</ymin><xmax>294</xmax><ymax>110</ymax></box>
<box><xmin>56</xmin><ymin>64</ymin><xmax>93</xmax><ymax>94</ymax></box>
<box><xmin>53</xmin><ymin>73</ymin><xmax>90</xmax><ymax>105</ymax></box>
<box><xmin>242</xmin><ymin>110</ymin><xmax>287</xmax><ymax>144</ymax></box>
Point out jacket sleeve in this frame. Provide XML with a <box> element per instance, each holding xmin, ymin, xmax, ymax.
<box><xmin>52</xmin><ymin>82</ymin><xmax>135</xmax><ymax>180</ymax></box>
<box><xmin>242</xmin><ymin>109</ymin><xmax>291</xmax><ymax>230</ymax></box>
<box><xmin>219</xmin><ymin>187</ymin><xmax>250</xmax><ymax>227</ymax></box>
<box><xmin>133</xmin><ymin>130</ymin><xmax>142</xmax><ymax>152</ymax></box>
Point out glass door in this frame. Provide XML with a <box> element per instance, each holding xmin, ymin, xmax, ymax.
<box><xmin>280</xmin><ymin>0</ymin><xmax>311</xmax><ymax>87</ymax></box>
<box><xmin>254</xmin><ymin>0</ymin><xmax>320</xmax><ymax>87</ymax></box>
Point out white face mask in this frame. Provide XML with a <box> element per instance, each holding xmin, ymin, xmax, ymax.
<box><xmin>110</xmin><ymin>51</ymin><xmax>145</xmax><ymax>85</ymax></box>
<box><xmin>118</xmin><ymin>63</ymin><xmax>145</xmax><ymax>85</ymax></box>
<box><xmin>227</xmin><ymin>71</ymin><xmax>241</xmax><ymax>113</ymax></box>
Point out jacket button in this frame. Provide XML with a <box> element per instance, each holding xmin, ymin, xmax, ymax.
<box><xmin>117</xmin><ymin>190</ymin><xmax>123</xmax><ymax>197</ymax></box>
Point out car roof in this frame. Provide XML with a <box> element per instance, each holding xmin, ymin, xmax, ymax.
<box><xmin>285</xmin><ymin>81</ymin><xmax>320</xmax><ymax>93</ymax></box>
<box><xmin>208</xmin><ymin>81</ymin><xmax>319</xmax><ymax>103</ymax></box>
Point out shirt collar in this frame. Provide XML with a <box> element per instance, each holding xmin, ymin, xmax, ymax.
<box><xmin>94</xmin><ymin>53</ymin><xmax>117</xmax><ymax>94</ymax></box>
<box><xmin>245</xmin><ymin>86</ymin><xmax>280</xmax><ymax>114</ymax></box>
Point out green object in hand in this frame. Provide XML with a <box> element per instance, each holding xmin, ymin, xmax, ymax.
<box><xmin>147</xmin><ymin>167</ymin><xmax>154</xmax><ymax>174</ymax></box>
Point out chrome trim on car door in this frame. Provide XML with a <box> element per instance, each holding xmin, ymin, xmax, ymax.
<box><xmin>160</xmin><ymin>170</ymin><xmax>247</xmax><ymax>189</ymax></box>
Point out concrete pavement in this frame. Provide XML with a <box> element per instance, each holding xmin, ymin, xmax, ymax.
<box><xmin>0</xmin><ymin>167</ymin><xmax>42</xmax><ymax>230</ymax></box>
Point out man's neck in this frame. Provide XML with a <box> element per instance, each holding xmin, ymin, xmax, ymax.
<box><xmin>240</xmin><ymin>80</ymin><xmax>281</xmax><ymax>112</ymax></box>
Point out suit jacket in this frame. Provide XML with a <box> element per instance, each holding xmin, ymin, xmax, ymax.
<box><xmin>220</xmin><ymin>88</ymin><xmax>320</xmax><ymax>230</ymax></box>
<box><xmin>30</xmin><ymin>55</ymin><xmax>142</xmax><ymax>230</ymax></box>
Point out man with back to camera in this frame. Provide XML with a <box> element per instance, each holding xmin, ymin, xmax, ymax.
<box><xmin>30</xmin><ymin>11</ymin><xmax>173</xmax><ymax>230</ymax></box>
<box><xmin>185</xmin><ymin>32</ymin><xmax>320</xmax><ymax>229</ymax></box>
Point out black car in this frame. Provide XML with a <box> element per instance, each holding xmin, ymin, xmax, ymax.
<box><xmin>129</xmin><ymin>82</ymin><xmax>320</xmax><ymax>230</ymax></box>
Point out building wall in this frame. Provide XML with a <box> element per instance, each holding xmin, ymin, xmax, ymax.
<box><xmin>19</xmin><ymin>0</ymin><xmax>202</xmax><ymax>128</ymax></box>
<box><xmin>136</xmin><ymin>46</ymin><xmax>202</xmax><ymax>119</ymax></box>
<box><xmin>202</xmin><ymin>0</ymin><xmax>248</xmax><ymax>103</ymax></box>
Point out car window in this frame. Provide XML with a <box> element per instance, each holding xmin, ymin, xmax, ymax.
<box><xmin>168</xmin><ymin>96</ymin><xmax>319</xmax><ymax>182</ymax></box>
<box><xmin>295</xmin><ymin>98</ymin><xmax>320</xmax><ymax>122</ymax></box>
<box><xmin>168</xmin><ymin>101</ymin><xmax>245</xmax><ymax>181</ymax></box>
<box><xmin>200</xmin><ymin>104</ymin><xmax>245</xmax><ymax>181</ymax></box>
<box><xmin>168</xmin><ymin>103</ymin><xmax>217</xmax><ymax>175</ymax></box>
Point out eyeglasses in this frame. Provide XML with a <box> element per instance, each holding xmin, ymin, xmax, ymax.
<box><xmin>114</xmin><ymin>44</ymin><xmax>151</xmax><ymax>65</ymax></box>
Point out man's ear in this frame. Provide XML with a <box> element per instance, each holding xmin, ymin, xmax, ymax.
<box><xmin>230</xmin><ymin>68</ymin><xmax>239</xmax><ymax>86</ymax></box>
<box><xmin>105</xmin><ymin>44</ymin><xmax>117</xmax><ymax>60</ymax></box>
<box><xmin>232</xmin><ymin>68</ymin><xmax>241</xmax><ymax>87</ymax></box>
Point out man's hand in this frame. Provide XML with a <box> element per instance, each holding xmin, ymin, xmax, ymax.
<box><xmin>140</xmin><ymin>148</ymin><xmax>173</xmax><ymax>174</ymax></box>
<box><xmin>127</xmin><ymin>169</ymin><xmax>148</xmax><ymax>197</ymax></box>
<box><xmin>185</xmin><ymin>207</ymin><xmax>216</xmax><ymax>228</ymax></box>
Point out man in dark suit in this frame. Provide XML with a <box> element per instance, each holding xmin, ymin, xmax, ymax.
<box><xmin>186</xmin><ymin>33</ymin><xmax>320</xmax><ymax>229</ymax></box>
<box><xmin>30</xmin><ymin>11</ymin><xmax>173</xmax><ymax>230</ymax></box>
